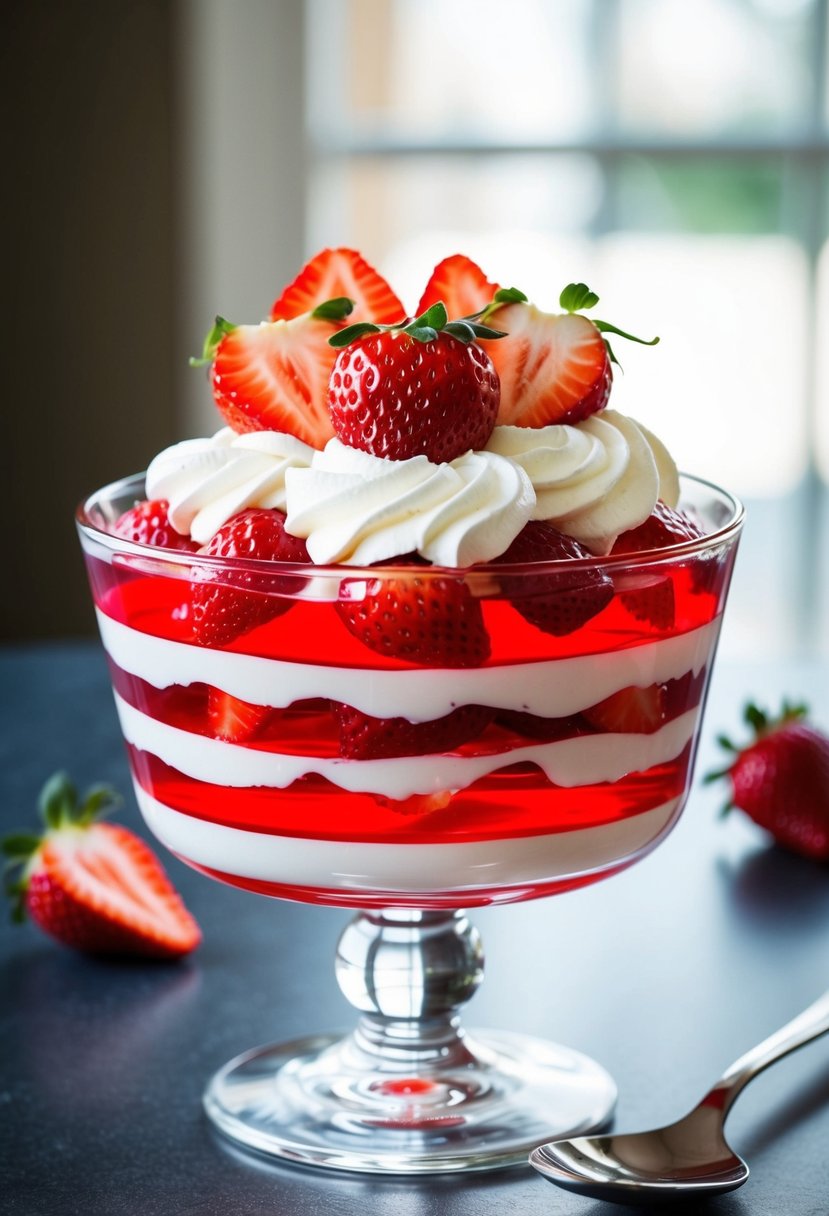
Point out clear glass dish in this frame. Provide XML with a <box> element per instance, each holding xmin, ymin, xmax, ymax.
<box><xmin>77</xmin><ymin>472</ymin><xmax>743</xmax><ymax>1173</ymax></box>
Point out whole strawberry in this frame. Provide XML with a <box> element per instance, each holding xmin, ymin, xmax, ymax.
<box><xmin>191</xmin><ymin>507</ymin><xmax>311</xmax><ymax>647</ymax></box>
<box><xmin>327</xmin><ymin>302</ymin><xmax>505</xmax><ymax>463</ymax></box>
<box><xmin>3</xmin><ymin>773</ymin><xmax>201</xmax><ymax>957</ymax></box>
<box><xmin>114</xmin><ymin>498</ymin><xmax>199</xmax><ymax>552</ymax></box>
<box><xmin>708</xmin><ymin>701</ymin><xmax>829</xmax><ymax>861</ymax></box>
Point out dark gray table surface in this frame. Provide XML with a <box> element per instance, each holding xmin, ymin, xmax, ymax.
<box><xmin>2</xmin><ymin>641</ymin><xmax>829</xmax><ymax>1216</ymax></box>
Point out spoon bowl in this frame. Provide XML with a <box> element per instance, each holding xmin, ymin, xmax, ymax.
<box><xmin>530</xmin><ymin>1106</ymin><xmax>749</xmax><ymax>1204</ymax></box>
<box><xmin>530</xmin><ymin>988</ymin><xmax>829</xmax><ymax>1205</ymax></box>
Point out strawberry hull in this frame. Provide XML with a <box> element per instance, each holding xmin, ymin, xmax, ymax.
<box><xmin>78</xmin><ymin>473</ymin><xmax>741</xmax><ymax>910</ymax></box>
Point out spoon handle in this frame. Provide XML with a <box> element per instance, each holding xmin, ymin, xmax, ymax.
<box><xmin>703</xmin><ymin>989</ymin><xmax>829</xmax><ymax>1117</ymax></box>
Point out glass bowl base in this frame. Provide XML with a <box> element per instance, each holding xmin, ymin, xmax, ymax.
<box><xmin>203</xmin><ymin>1028</ymin><xmax>617</xmax><ymax>1174</ymax></box>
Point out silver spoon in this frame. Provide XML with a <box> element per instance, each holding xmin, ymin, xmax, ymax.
<box><xmin>530</xmin><ymin>989</ymin><xmax>829</xmax><ymax>1205</ymax></box>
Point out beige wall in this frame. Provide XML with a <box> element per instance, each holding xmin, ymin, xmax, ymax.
<box><xmin>3</xmin><ymin>1</ymin><xmax>307</xmax><ymax>640</ymax></box>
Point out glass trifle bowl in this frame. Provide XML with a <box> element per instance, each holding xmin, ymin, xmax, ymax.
<box><xmin>77</xmin><ymin>470</ymin><xmax>742</xmax><ymax>1174</ymax></box>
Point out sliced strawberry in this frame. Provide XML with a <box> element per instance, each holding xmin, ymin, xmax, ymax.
<box><xmin>191</xmin><ymin>508</ymin><xmax>310</xmax><ymax>648</ymax></box>
<box><xmin>114</xmin><ymin>499</ymin><xmax>198</xmax><ymax>552</ymax></box>
<box><xmin>335</xmin><ymin>703</ymin><xmax>493</xmax><ymax>760</ymax></box>
<box><xmin>493</xmin><ymin>521</ymin><xmax>613</xmax><ymax>636</ymax></box>
<box><xmin>208</xmin><ymin>689</ymin><xmax>272</xmax><ymax>742</ymax></box>
<box><xmin>584</xmin><ymin>684</ymin><xmax>667</xmax><ymax>735</ymax></box>
<box><xmin>336</xmin><ymin>566</ymin><xmax>490</xmax><ymax>668</ymax></box>
<box><xmin>416</xmin><ymin>254</ymin><xmax>500</xmax><ymax>320</ymax></box>
<box><xmin>488</xmin><ymin>302</ymin><xmax>612</xmax><ymax>427</ymax></box>
<box><xmin>270</xmin><ymin>247</ymin><xmax>403</xmax><ymax>324</ymax></box>
<box><xmin>3</xmin><ymin>774</ymin><xmax>200</xmax><ymax>958</ymax></box>
<box><xmin>483</xmin><ymin>281</ymin><xmax>657</xmax><ymax>427</ymax></box>
<box><xmin>211</xmin><ymin>314</ymin><xmax>340</xmax><ymax>445</ymax></box>
<box><xmin>374</xmin><ymin>791</ymin><xmax>455</xmax><ymax>816</ymax></box>
<box><xmin>495</xmin><ymin>710</ymin><xmax>589</xmax><ymax>741</ymax></box>
<box><xmin>612</xmin><ymin>502</ymin><xmax>704</xmax><ymax>629</ymax></box>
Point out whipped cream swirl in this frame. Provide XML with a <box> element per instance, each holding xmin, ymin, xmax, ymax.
<box><xmin>145</xmin><ymin>427</ymin><xmax>315</xmax><ymax>545</ymax></box>
<box><xmin>487</xmin><ymin>411</ymin><xmax>679</xmax><ymax>554</ymax></box>
<box><xmin>143</xmin><ymin>409</ymin><xmax>679</xmax><ymax>562</ymax></box>
<box><xmin>284</xmin><ymin>439</ymin><xmax>535</xmax><ymax>567</ymax></box>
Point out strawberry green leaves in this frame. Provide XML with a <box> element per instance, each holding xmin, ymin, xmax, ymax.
<box><xmin>559</xmin><ymin>282</ymin><xmax>659</xmax><ymax>368</ymax></box>
<box><xmin>190</xmin><ymin>316</ymin><xmax>237</xmax><ymax>368</ymax></box>
<box><xmin>329</xmin><ymin>300</ymin><xmax>507</xmax><ymax>350</ymax></box>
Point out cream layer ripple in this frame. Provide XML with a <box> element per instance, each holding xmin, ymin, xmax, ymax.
<box><xmin>135</xmin><ymin>786</ymin><xmax>682</xmax><ymax>893</ymax></box>
<box><xmin>96</xmin><ymin>609</ymin><xmax>719</xmax><ymax>725</ymax></box>
<box><xmin>116</xmin><ymin>693</ymin><xmax>698</xmax><ymax>799</ymax></box>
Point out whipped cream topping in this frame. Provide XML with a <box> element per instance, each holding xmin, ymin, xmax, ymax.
<box><xmin>145</xmin><ymin>428</ymin><xmax>315</xmax><ymax>545</ymax></box>
<box><xmin>487</xmin><ymin>411</ymin><xmax>679</xmax><ymax>554</ymax></box>
<box><xmin>143</xmin><ymin>409</ymin><xmax>679</xmax><ymax>561</ymax></box>
<box><xmin>284</xmin><ymin>439</ymin><xmax>535</xmax><ymax>566</ymax></box>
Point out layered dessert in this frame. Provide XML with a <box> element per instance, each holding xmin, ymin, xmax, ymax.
<box><xmin>78</xmin><ymin>250</ymin><xmax>740</xmax><ymax>908</ymax></box>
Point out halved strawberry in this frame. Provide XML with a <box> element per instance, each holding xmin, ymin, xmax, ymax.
<box><xmin>336</xmin><ymin>566</ymin><xmax>490</xmax><ymax>668</ymax></box>
<box><xmin>335</xmin><ymin>703</ymin><xmax>493</xmax><ymax>760</ymax></box>
<box><xmin>208</xmin><ymin>689</ymin><xmax>272</xmax><ymax>742</ymax></box>
<box><xmin>191</xmin><ymin>508</ymin><xmax>310</xmax><ymax>648</ymax></box>
<box><xmin>210</xmin><ymin>311</ymin><xmax>342</xmax><ymax>445</ymax></box>
<box><xmin>270</xmin><ymin>247</ymin><xmax>403</xmax><ymax>324</ymax></box>
<box><xmin>488</xmin><ymin>302</ymin><xmax>611</xmax><ymax>427</ymax></box>
<box><xmin>484</xmin><ymin>282</ymin><xmax>657</xmax><ymax>427</ymax></box>
<box><xmin>416</xmin><ymin>254</ymin><xmax>500</xmax><ymax>321</ymax></box>
<box><xmin>114</xmin><ymin>499</ymin><xmax>198</xmax><ymax>552</ymax></box>
<box><xmin>493</xmin><ymin>521</ymin><xmax>613</xmax><ymax>636</ymax></box>
<box><xmin>612</xmin><ymin>502</ymin><xmax>703</xmax><ymax>629</ymax></box>
<box><xmin>584</xmin><ymin>684</ymin><xmax>667</xmax><ymax>735</ymax></box>
<box><xmin>3</xmin><ymin>774</ymin><xmax>200</xmax><ymax>958</ymax></box>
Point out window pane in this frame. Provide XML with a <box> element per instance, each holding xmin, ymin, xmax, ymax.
<box><xmin>615</xmin><ymin>0</ymin><xmax>817</xmax><ymax>137</ymax></box>
<box><xmin>615</xmin><ymin>157</ymin><xmax>786</xmax><ymax>233</ymax></box>
<box><xmin>311</xmin><ymin>0</ymin><xmax>599</xmax><ymax>142</ymax></box>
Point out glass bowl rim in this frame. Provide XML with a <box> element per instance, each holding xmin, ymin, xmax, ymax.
<box><xmin>76</xmin><ymin>469</ymin><xmax>744</xmax><ymax>581</ymax></box>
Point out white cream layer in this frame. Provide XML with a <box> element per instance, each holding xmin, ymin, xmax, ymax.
<box><xmin>97</xmin><ymin>609</ymin><xmax>718</xmax><ymax>724</ymax></box>
<box><xmin>135</xmin><ymin>786</ymin><xmax>682</xmax><ymax>893</ymax></box>
<box><xmin>116</xmin><ymin>692</ymin><xmax>698</xmax><ymax>799</ymax></box>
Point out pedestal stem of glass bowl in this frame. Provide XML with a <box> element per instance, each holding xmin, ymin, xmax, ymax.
<box><xmin>334</xmin><ymin>908</ymin><xmax>484</xmax><ymax>1073</ymax></box>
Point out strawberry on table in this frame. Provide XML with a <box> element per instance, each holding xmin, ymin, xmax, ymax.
<box><xmin>191</xmin><ymin>508</ymin><xmax>310</xmax><ymax>647</ymax></box>
<box><xmin>270</xmin><ymin>247</ymin><xmax>403</xmax><ymax>325</ymax></box>
<box><xmin>335</xmin><ymin>703</ymin><xmax>493</xmax><ymax>761</ymax></box>
<box><xmin>708</xmin><ymin>701</ymin><xmax>829</xmax><ymax>862</ymax></box>
<box><xmin>327</xmin><ymin>302</ymin><xmax>505</xmax><ymax>464</ymax></box>
<box><xmin>416</xmin><ymin>254</ymin><xmax>500</xmax><ymax>321</ymax></box>
<box><xmin>337</xmin><ymin>563</ymin><xmax>491</xmax><ymax>668</ymax></box>
<box><xmin>481</xmin><ymin>281</ymin><xmax>658</xmax><ymax>428</ymax></box>
<box><xmin>493</xmin><ymin>520</ymin><xmax>613</xmax><ymax>636</ymax></box>
<box><xmin>3</xmin><ymin>773</ymin><xmax>201</xmax><ymax>958</ymax></box>
<box><xmin>114</xmin><ymin>499</ymin><xmax>198</xmax><ymax>552</ymax></box>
